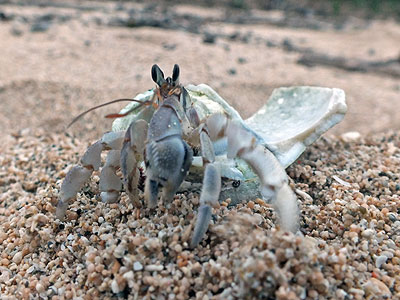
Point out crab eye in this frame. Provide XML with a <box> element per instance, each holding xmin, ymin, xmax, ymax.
<box><xmin>232</xmin><ymin>180</ymin><xmax>240</xmax><ymax>188</ymax></box>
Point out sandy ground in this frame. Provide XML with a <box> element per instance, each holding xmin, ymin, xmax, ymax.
<box><xmin>0</xmin><ymin>1</ymin><xmax>400</xmax><ymax>299</ymax></box>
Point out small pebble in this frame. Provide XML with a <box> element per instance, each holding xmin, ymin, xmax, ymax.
<box><xmin>35</xmin><ymin>283</ymin><xmax>45</xmax><ymax>293</ymax></box>
<box><xmin>145</xmin><ymin>264</ymin><xmax>163</xmax><ymax>272</ymax></box>
<box><xmin>361</xmin><ymin>229</ymin><xmax>375</xmax><ymax>239</ymax></box>
<box><xmin>340</xmin><ymin>131</ymin><xmax>361</xmax><ymax>142</ymax></box>
<box><xmin>133</xmin><ymin>262</ymin><xmax>143</xmax><ymax>271</ymax></box>
<box><xmin>111</xmin><ymin>279</ymin><xmax>120</xmax><ymax>294</ymax></box>
<box><xmin>364</xmin><ymin>278</ymin><xmax>391</xmax><ymax>297</ymax></box>
<box><xmin>12</xmin><ymin>252</ymin><xmax>23</xmax><ymax>264</ymax></box>
<box><xmin>375</xmin><ymin>255</ymin><xmax>388</xmax><ymax>268</ymax></box>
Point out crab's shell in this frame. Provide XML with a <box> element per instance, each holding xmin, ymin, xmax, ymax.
<box><xmin>112</xmin><ymin>84</ymin><xmax>347</xmax><ymax>202</ymax></box>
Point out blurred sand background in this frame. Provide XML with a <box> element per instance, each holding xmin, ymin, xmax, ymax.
<box><xmin>0</xmin><ymin>0</ymin><xmax>399</xmax><ymax>143</ymax></box>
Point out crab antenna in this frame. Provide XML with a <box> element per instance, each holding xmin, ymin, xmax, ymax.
<box><xmin>66</xmin><ymin>98</ymin><xmax>143</xmax><ymax>129</ymax></box>
<box><xmin>105</xmin><ymin>100</ymin><xmax>150</xmax><ymax>119</ymax></box>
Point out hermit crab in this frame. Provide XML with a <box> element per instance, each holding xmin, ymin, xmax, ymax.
<box><xmin>56</xmin><ymin>64</ymin><xmax>347</xmax><ymax>247</ymax></box>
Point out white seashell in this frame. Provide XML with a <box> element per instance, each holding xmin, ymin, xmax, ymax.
<box><xmin>245</xmin><ymin>86</ymin><xmax>347</xmax><ymax>167</ymax></box>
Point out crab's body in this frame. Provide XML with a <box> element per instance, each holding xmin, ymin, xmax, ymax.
<box><xmin>56</xmin><ymin>64</ymin><xmax>347</xmax><ymax>247</ymax></box>
<box><xmin>112</xmin><ymin>83</ymin><xmax>347</xmax><ymax>203</ymax></box>
<box><xmin>111</xmin><ymin>84</ymin><xmax>258</xmax><ymax>202</ymax></box>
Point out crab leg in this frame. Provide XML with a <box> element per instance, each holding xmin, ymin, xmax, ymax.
<box><xmin>57</xmin><ymin>131</ymin><xmax>125</xmax><ymax>220</ymax></box>
<box><xmin>207</xmin><ymin>114</ymin><xmax>299</xmax><ymax>233</ymax></box>
<box><xmin>120</xmin><ymin>120</ymin><xmax>148</xmax><ymax>206</ymax></box>
<box><xmin>99</xmin><ymin>150</ymin><xmax>122</xmax><ymax>204</ymax></box>
<box><xmin>191</xmin><ymin>131</ymin><xmax>221</xmax><ymax>247</ymax></box>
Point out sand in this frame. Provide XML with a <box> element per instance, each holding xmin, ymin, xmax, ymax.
<box><xmin>1</xmin><ymin>128</ymin><xmax>399</xmax><ymax>299</ymax></box>
<box><xmin>0</xmin><ymin>1</ymin><xmax>399</xmax><ymax>299</ymax></box>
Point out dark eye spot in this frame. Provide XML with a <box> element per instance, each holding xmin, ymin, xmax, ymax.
<box><xmin>232</xmin><ymin>180</ymin><xmax>240</xmax><ymax>188</ymax></box>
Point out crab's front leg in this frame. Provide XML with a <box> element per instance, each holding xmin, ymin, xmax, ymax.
<box><xmin>191</xmin><ymin>130</ymin><xmax>221</xmax><ymax>247</ymax></box>
<box><xmin>191</xmin><ymin>114</ymin><xmax>299</xmax><ymax>246</ymax></box>
<box><xmin>233</xmin><ymin>133</ymin><xmax>299</xmax><ymax>233</ymax></box>
<box><xmin>56</xmin><ymin>131</ymin><xmax>125</xmax><ymax>220</ymax></box>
